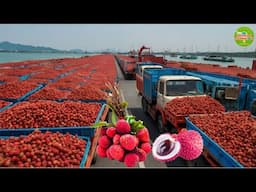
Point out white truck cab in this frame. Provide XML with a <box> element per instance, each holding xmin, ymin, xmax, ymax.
<box><xmin>140</xmin><ymin>65</ymin><xmax>163</xmax><ymax>77</ymax></box>
<box><xmin>156</xmin><ymin>75</ymin><xmax>205</xmax><ymax>108</ymax></box>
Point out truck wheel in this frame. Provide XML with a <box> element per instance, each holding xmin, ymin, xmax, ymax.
<box><xmin>157</xmin><ymin>114</ymin><xmax>166</xmax><ymax>134</ymax></box>
<box><xmin>141</xmin><ymin>97</ymin><xmax>148</xmax><ymax>114</ymax></box>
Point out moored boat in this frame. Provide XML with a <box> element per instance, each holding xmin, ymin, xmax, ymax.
<box><xmin>203</xmin><ymin>55</ymin><xmax>234</xmax><ymax>62</ymax></box>
<box><xmin>179</xmin><ymin>55</ymin><xmax>198</xmax><ymax>60</ymax></box>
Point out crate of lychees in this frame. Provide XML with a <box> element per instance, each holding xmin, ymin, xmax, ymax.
<box><xmin>0</xmin><ymin>129</ymin><xmax>91</xmax><ymax>167</ymax></box>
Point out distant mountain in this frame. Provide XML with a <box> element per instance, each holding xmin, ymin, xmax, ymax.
<box><xmin>0</xmin><ymin>41</ymin><xmax>64</xmax><ymax>53</ymax></box>
<box><xmin>69</xmin><ymin>49</ymin><xmax>84</xmax><ymax>53</ymax></box>
<box><xmin>0</xmin><ymin>41</ymin><xmax>61</xmax><ymax>52</ymax></box>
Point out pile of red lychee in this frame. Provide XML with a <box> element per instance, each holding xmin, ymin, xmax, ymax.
<box><xmin>96</xmin><ymin>119</ymin><xmax>151</xmax><ymax>167</ymax></box>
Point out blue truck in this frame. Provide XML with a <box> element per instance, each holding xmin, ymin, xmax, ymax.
<box><xmin>186</xmin><ymin>71</ymin><xmax>256</xmax><ymax>114</ymax></box>
<box><xmin>141</xmin><ymin>67</ymin><xmax>256</xmax><ymax>133</ymax></box>
<box><xmin>141</xmin><ymin>68</ymin><xmax>207</xmax><ymax>133</ymax></box>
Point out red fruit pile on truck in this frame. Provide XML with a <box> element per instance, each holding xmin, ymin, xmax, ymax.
<box><xmin>139</xmin><ymin>68</ymin><xmax>225</xmax><ymax>133</ymax></box>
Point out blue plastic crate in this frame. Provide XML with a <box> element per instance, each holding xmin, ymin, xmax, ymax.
<box><xmin>185</xmin><ymin>117</ymin><xmax>243</xmax><ymax>167</ymax></box>
<box><xmin>0</xmin><ymin>102</ymin><xmax>14</xmax><ymax>113</ymax></box>
<box><xmin>66</xmin><ymin>99</ymin><xmax>106</xmax><ymax>105</ymax></box>
<box><xmin>59</xmin><ymin>98</ymin><xmax>106</xmax><ymax>105</ymax></box>
<box><xmin>0</xmin><ymin>84</ymin><xmax>45</xmax><ymax>103</ymax></box>
<box><xmin>0</xmin><ymin>133</ymin><xmax>91</xmax><ymax>168</ymax></box>
<box><xmin>19</xmin><ymin>74</ymin><xmax>31</xmax><ymax>81</ymax></box>
<box><xmin>17</xmin><ymin>84</ymin><xmax>45</xmax><ymax>102</ymax></box>
<box><xmin>0</xmin><ymin>103</ymin><xmax>106</xmax><ymax>137</ymax></box>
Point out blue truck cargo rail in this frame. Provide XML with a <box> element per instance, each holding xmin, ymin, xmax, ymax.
<box><xmin>186</xmin><ymin>72</ymin><xmax>240</xmax><ymax>87</ymax></box>
<box><xmin>185</xmin><ymin>117</ymin><xmax>243</xmax><ymax>167</ymax></box>
<box><xmin>186</xmin><ymin>71</ymin><xmax>249</xmax><ymax>111</ymax></box>
<box><xmin>0</xmin><ymin>103</ymin><xmax>106</xmax><ymax>137</ymax></box>
<box><xmin>0</xmin><ymin>133</ymin><xmax>91</xmax><ymax>168</ymax></box>
<box><xmin>185</xmin><ymin>70</ymin><xmax>256</xmax><ymax>87</ymax></box>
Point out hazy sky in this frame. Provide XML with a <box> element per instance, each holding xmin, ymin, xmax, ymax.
<box><xmin>0</xmin><ymin>24</ymin><xmax>255</xmax><ymax>52</ymax></box>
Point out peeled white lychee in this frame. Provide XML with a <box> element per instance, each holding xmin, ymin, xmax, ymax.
<box><xmin>152</xmin><ymin>133</ymin><xmax>181</xmax><ymax>162</ymax></box>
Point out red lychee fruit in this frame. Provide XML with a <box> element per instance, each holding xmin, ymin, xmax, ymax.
<box><xmin>115</xmin><ymin>119</ymin><xmax>131</xmax><ymax>134</ymax></box>
<box><xmin>96</xmin><ymin>145</ymin><xmax>107</xmax><ymax>158</ymax></box>
<box><xmin>100</xmin><ymin>128</ymin><xmax>107</xmax><ymax>136</ymax></box>
<box><xmin>177</xmin><ymin>130</ymin><xmax>203</xmax><ymax>160</ymax></box>
<box><xmin>106</xmin><ymin>148</ymin><xmax>113</xmax><ymax>160</ymax></box>
<box><xmin>108</xmin><ymin>144</ymin><xmax>125</xmax><ymax>161</ymax></box>
<box><xmin>98</xmin><ymin>135</ymin><xmax>111</xmax><ymax>149</ymax></box>
<box><xmin>113</xmin><ymin>134</ymin><xmax>121</xmax><ymax>145</ymax></box>
<box><xmin>124</xmin><ymin>153</ymin><xmax>139</xmax><ymax>167</ymax></box>
<box><xmin>135</xmin><ymin>147</ymin><xmax>147</xmax><ymax>162</ymax></box>
<box><xmin>141</xmin><ymin>142</ymin><xmax>152</xmax><ymax>154</ymax></box>
<box><xmin>136</xmin><ymin>128</ymin><xmax>150</xmax><ymax>142</ymax></box>
<box><xmin>120</xmin><ymin>134</ymin><xmax>138</xmax><ymax>151</ymax></box>
<box><xmin>106</xmin><ymin>127</ymin><xmax>116</xmax><ymax>138</ymax></box>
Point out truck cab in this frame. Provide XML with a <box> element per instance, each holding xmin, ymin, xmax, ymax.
<box><xmin>136</xmin><ymin>63</ymin><xmax>163</xmax><ymax>95</ymax></box>
<box><xmin>141</xmin><ymin>68</ymin><xmax>205</xmax><ymax>133</ymax></box>
<box><xmin>156</xmin><ymin>75</ymin><xmax>204</xmax><ymax>108</ymax></box>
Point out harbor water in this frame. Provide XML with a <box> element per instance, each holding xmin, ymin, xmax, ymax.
<box><xmin>0</xmin><ymin>52</ymin><xmax>255</xmax><ymax>69</ymax></box>
<box><xmin>165</xmin><ymin>55</ymin><xmax>256</xmax><ymax>69</ymax></box>
<box><xmin>0</xmin><ymin>52</ymin><xmax>96</xmax><ymax>64</ymax></box>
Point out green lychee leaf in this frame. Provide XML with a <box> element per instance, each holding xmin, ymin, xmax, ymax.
<box><xmin>126</xmin><ymin>115</ymin><xmax>135</xmax><ymax>125</ymax></box>
<box><xmin>92</xmin><ymin>121</ymin><xmax>111</xmax><ymax>128</ymax></box>
<box><xmin>111</xmin><ymin>111</ymin><xmax>118</xmax><ymax>126</ymax></box>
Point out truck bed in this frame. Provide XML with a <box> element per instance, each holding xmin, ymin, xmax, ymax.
<box><xmin>185</xmin><ymin>117</ymin><xmax>243</xmax><ymax>167</ymax></box>
<box><xmin>164</xmin><ymin>110</ymin><xmax>186</xmax><ymax>130</ymax></box>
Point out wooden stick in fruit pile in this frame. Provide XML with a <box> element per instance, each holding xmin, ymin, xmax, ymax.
<box><xmin>105</xmin><ymin>82</ymin><xmax>128</xmax><ymax>119</ymax></box>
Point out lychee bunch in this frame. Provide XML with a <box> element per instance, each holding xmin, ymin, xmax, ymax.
<box><xmin>96</xmin><ymin>117</ymin><xmax>151</xmax><ymax>167</ymax></box>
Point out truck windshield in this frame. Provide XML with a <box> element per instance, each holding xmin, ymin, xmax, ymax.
<box><xmin>166</xmin><ymin>80</ymin><xmax>204</xmax><ymax>96</ymax></box>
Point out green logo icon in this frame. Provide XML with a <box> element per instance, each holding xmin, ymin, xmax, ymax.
<box><xmin>234</xmin><ymin>26</ymin><xmax>254</xmax><ymax>46</ymax></box>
